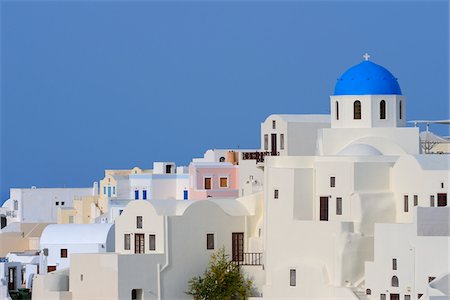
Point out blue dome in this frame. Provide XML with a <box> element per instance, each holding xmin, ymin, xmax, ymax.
<box><xmin>334</xmin><ymin>60</ymin><xmax>402</xmax><ymax>95</ymax></box>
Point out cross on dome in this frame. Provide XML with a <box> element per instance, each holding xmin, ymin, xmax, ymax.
<box><xmin>363</xmin><ymin>53</ymin><xmax>371</xmax><ymax>61</ymax></box>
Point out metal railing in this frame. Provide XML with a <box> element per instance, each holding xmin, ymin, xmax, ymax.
<box><xmin>242</xmin><ymin>151</ymin><xmax>280</xmax><ymax>163</ymax></box>
<box><xmin>232</xmin><ymin>252</ymin><xmax>263</xmax><ymax>266</ymax></box>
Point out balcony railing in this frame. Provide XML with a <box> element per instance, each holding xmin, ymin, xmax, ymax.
<box><xmin>242</xmin><ymin>151</ymin><xmax>280</xmax><ymax>163</ymax></box>
<box><xmin>232</xmin><ymin>252</ymin><xmax>263</xmax><ymax>266</ymax></box>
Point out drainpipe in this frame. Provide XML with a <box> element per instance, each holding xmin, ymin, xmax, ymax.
<box><xmin>157</xmin><ymin>216</ymin><xmax>169</xmax><ymax>300</ymax></box>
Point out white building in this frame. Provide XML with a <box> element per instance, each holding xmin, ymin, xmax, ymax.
<box><xmin>39</xmin><ymin>223</ymin><xmax>115</xmax><ymax>272</ymax></box>
<box><xmin>0</xmin><ymin>260</ymin><xmax>21</xmax><ymax>300</ymax></box>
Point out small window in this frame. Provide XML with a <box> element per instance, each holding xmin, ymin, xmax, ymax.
<box><xmin>404</xmin><ymin>296</ymin><xmax>410</xmax><ymax>300</ymax></box>
<box><xmin>429</xmin><ymin>276</ymin><xmax>436</xmax><ymax>283</ymax></box>
<box><xmin>60</xmin><ymin>249</ymin><xmax>68</xmax><ymax>258</ymax></box>
<box><xmin>61</xmin><ymin>201</ymin><xmax>65</xmax><ymax>206</ymax></box>
<box><xmin>404</xmin><ymin>195</ymin><xmax>409</xmax><ymax>212</ymax></box>
<box><xmin>119</xmin><ymin>209</ymin><xmax>123</xmax><ymax>215</ymax></box>
<box><xmin>366</xmin><ymin>289</ymin><xmax>371</xmax><ymax>295</ymax></box>
<box><xmin>393</xmin><ymin>258</ymin><xmax>397</xmax><ymax>270</ymax></box>
<box><xmin>399</xmin><ymin>101</ymin><xmax>403</xmax><ymax>119</ymax></box>
<box><xmin>413</xmin><ymin>195</ymin><xmax>418</xmax><ymax>206</ymax></box>
<box><xmin>272</xmin><ymin>120</ymin><xmax>276</xmax><ymax>129</ymax></box>
<box><xmin>204</xmin><ymin>177</ymin><xmax>212</xmax><ymax>190</ymax></box>
<box><xmin>206</xmin><ymin>233</ymin><xmax>214</xmax><ymax>250</ymax></box>
<box><xmin>124</xmin><ymin>234</ymin><xmax>131</xmax><ymax>250</ymax></box>
<box><xmin>219</xmin><ymin>177</ymin><xmax>228</xmax><ymax>188</ymax></box>
<box><xmin>80</xmin><ymin>274</ymin><xmax>83</xmax><ymax>281</ymax></box>
<box><xmin>336</xmin><ymin>101</ymin><xmax>339</xmax><ymax>120</ymax></box>
<box><xmin>418</xmin><ymin>294</ymin><xmax>423</xmax><ymax>299</ymax></box>
<box><xmin>103</xmin><ymin>186</ymin><xmax>106</xmax><ymax>195</ymax></box>
<box><xmin>441</xmin><ymin>182</ymin><xmax>444</xmax><ymax>188</ymax></box>
<box><xmin>137</xmin><ymin>216</ymin><xmax>143</xmax><ymax>229</ymax></box>
<box><xmin>330</xmin><ymin>177</ymin><xmax>336</xmax><ymax>188</ymax></box>
<box><xmin>149</xmin><ymin>234</ymin><xmax>156</xmax><ymax>251</ymax></box>
<box><xmin>430</xmin><ymin>195</ymin><xmax>435</xmax><ymax>207</ymax></box>
<box><xmin>112</xmin><ymin>186</ymin><xmax>116</xmax><ymax>195</ymax></box>
<box><xmin>274</xmin><ymin>189</ymin><xmax>279</xmax><ymax>199</ymax></box>
<box><xmin>13</xmin><ymin>200</ymin><xmax>18</xmax><ymax>210</ymax></box>
<box><xmin>353</xmin><ymin>100</ymin><xmax>361</xmax><ymax>120</ymax></box>
<box><xmin>134</xmin><ymin>190</ymin><xmax>139</xmax><ymax>200</ymax></box>
<box><xmin>280</xmin><ymin>134</ymin><xmax>285</xmax><ymax>150</ymax></box>
<box><xmin>68</xmin><ymin>216</ymin><xmax>74</xmax><ymax>224</ymax></box>
<box><xmin>55</xmin><ymin>202</ymin><xmax>59</xmax><ymax>206</ymax></box>
<box><xmin>166</xmin><ymin>165</ymin><xmax>172</xmax><ymax>174</ymax></box>
<box><xmin>336</xmin><ymin>197</ymin><xmax>342</xmax><ymax>215</ymax></box>
<box><xmin>380</xmin><ymin>100</ymin><xmax>386</xmax><ymax>119</ymax></box>
<box><xmin>219</xmin><ymin>157</ymin><xmax>225</xmax><ymax>162</ymax></box>
<box><xmin>391</xmin><ymin>276</ymin><xmax>399</xmax><ymax>287</ymax></box>
<box><xmin>289</xmin><ymin>269</ymin><xmax>296</xmax><ymax>286</ymax></box>
<box><xmin>264</xmin><ymin>134</ymin><xmax>269</xmax><ymax>150</ymax></box>
<box><xmin>380</xmin><ymin>294</ymin><xmax>386</xmax><ymax>300</ymax></box>
<box><xmin>142</xmin><ymin>190</ymin><xmax>147</xmax><ymax>200</ymax></box>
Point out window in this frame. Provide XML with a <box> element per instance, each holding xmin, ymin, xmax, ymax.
<box><xmin>393</xmin><ymin>258</ymin><xmax>397</xmax><ymax>270</ymax></box>
<box><xmin>429</xmin><ymin>276</ymin><xmax>436</xmax><ymax>283</ymax></box>
<box><xmin>380</xmin><ymin>294</ymin><xmax>386</xmax><ymax>300</ymax></box>
<box><xmin>289</xmin><ymin>269</ymin><xmax>296</xmax><ymax>286</ymax></box>
<box><xmin>137</xmin><ymin>216</ymin><xmax>143</xmax><ymax>229</ymax></box>
<box><xmin>60</xmin><ymin>249</ymin><xmax>68</xmax><ymax>258</ymax></box>
<box><xmin>441</xmin><ymin>182</ymin><xmax>444</xmax><ymax>188</ymax></box>
<box><xmin>206</xmin><ymin>234</ymin><xmax>214</xmax><ymax>250</ymax></box>
<box><xmin>124</xmin><ymin>234</ymin><xmax>131</xmax><ymax>250</ymax></box>
<box><xmin>219</xmin><ymin>177</ymin><xmax>228</xmax><ymax>188</ymax></box>
<box><xmin>430</xmin><ymin>195</ymin><xmax>435</xmax><ymax>207</ymax></box>
<box><xmin>103</xmin><ymin>186</ymin><xmax>106</xmax><ymax>195</ymax></box>
<box><xmin>280</xmin><ymin>134</ymin><xmax>285</xmax><ymax>150</ymax></box>
<box><xmin>353</xmin><ymin>100</ymin><xmax>361</xmax><ymax>120</ymax></box>
<box><xmin>336</xmin><ymin>101</ymin><xmax>339</xmax><ymax>120</ymax></box>
<box><xmin>404</xmin><ymin>195</ymin><xmax>409</xmax><ymax>212</ymax></box>
<box><xmin>149</xmin><ymin>234</ymin><xmax>156</xmax><ymax>251</ymax></box>
<box><xmin>134</xmin><ymin>190</ymin><xmax>139</xmax><ymax>200</ymax></box>
<box><xmin>55</xmin><ymin>202</ymin><xmax>59</xmax><ymax>206</ymax></box>
<box><xmin>336</xmin><ymin>197</ymin><xmax>342</xmax><ymax>215</ymax></box>
<box><xmin>404</xmin><ymin>296</ymin><xmax>410</xmax><ymax>300</ymax></box>
<box><xmin>204</xmin><ymin>177</ymin><xmax>212</xmax><ymax>190</ymax></box>
<box><xmin>113</xmin><ymin>186</ymin><xmax>116</xmax><ymax>195</ymax></box>
<box><xmin>142</xmin><ymin>190</ymin><xmax>147</xmax><ymax>200</ymax></box>
<box><xmin>414</xmin><ymin>195</ymin><xmax>418</xmax><ymax>206</ymax></box>
<box><xmin>330</xmin><ymin>177</ymin><xmax>336</xmax><ymax>187</ymax></box>
<box><xmin>264</xmin><ymin>134</ymin><xmax>268</xmax><ymax>150</ymax></box>
<box><xmin>274</xmin><ymin>189</ymin><xmax>279</xmax><ymax>199</ymax></box>
<box><xmin>391</xmin><ymin>276</ymin><xmax>399</xmax><ymax>287</ymax></box>
<box><xmin>272</xmin><ymin>120</ymin><xmax>276</xmax><ymax>129</ymax></box>
<box><xmin>219</xmin><ymin>157</ymin><xmax>225</xmax><ymax>162</ymax></box>
<box><xmin>418</xmin><ymin>294</ymin><xmax>423</xmax><ymax>299</ymax></box>
<box><xmin>399</xmin><ymin>101</ymin><xmax>403</xmax><ymax>119</ymax></box>
<box><xmin>380</xmin><ymin>100</ymin><xmax>386</xmax><ymax>119</ymax></box>
<box><xmin>119</xmin><ymin>209</ymin><xmax>123</xmax><ymax>215</ymax></box>
<box><xmin>68</xmin><ymin>216</ymin><xmax>74</xmax><ymax>224</ymax></box>
<box><xmin>61</xmin><ymin>201</ymin><xmax>65</xmax><ymax>206</ymax></box>
<box><xmin>80</xmin><ymin>274</ymin><xmax>83</xmax><ymax>281</ymax></box>
<box><xmin>366</xmin><ymin>289</ymin><xmax>371</xmax><ymax>295</ymax></box>
<box><xmin>13</xmin><ymin>200</ymin><xmax>18</xmax><ymax>210</ymax></box>
<box><xmin>166</xmin><ymin>165</ymin><xmax>172</xmax><ymax>174</ymax></box>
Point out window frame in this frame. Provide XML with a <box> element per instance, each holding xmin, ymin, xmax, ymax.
<box><xmin>124</xmin><ymin>234</ymin><xmax>131</xmax><ymax>250</ymax></box>
<box><xmin>136</xmin><ymin>216</ymin><xmax>143</xmax><ymax>229</ymax></box>
<box><xmin>204</xmin><ymin>177</ymin><xmax>212</xmax><ymax>190</ymax></box>
<box><xmin>149</xmin><ymin>234</ymin><xmax>156</xmax><ymax>251</ymax></box>
<box><xmin>330</xmin><ymin>176</ymin><xmax>336</xmax><ymax>188</ymax></box>
<box><xmin>264</xmin><ymin>134</ymin><xmax>269</xmax><ymax>151</ymax></box>
<box><xmin>206</xmin><ymin>233</ymin><xmax>215</xmax><ymax>250</ymax></box>
<box><xmin>280</xmin><ymin>134</ymin><xmax>285</xmax><ymax>150</ymax></box>
<box><xmin>353</xmin><ymin>100</ymin><xmax>362</xmax><ymax>120</ymax></box>
<box><xmin>274</xmin><ymin>189</ymin><xmax>279</xmax><ymax>199</ymax></box>
<box><xmin>393</xmin><ymin>258</ymin><xmax>397</xmax><ymax>270</ymax></box>
<box><xmin>380</xmin><ymin>100</ymin><xmax>386</xmax><ymax>119</ymax></box>
<box><xmin>289</xmin><ymin>269</ymin><xmax>296</xmax><ymax>287</ymax></box>
<box><xmin>335</xmin><ymin>101</ymin><xmax>339</xmax><ymax>120</ymax></box>
<box><xmin>60</xmin><ymin>248</ymin><xmax>68</xmax><ymax>258</ymax></box>
<box><xmin>404</xmin><ymin>195</ymin><xmax>409</xmax><ymax>212</ymax></box>
<box><xmin>336</xmin><ymin>197</ymin><xmax>342</xmax><ymax>215</ymax></box>
<box><xmin>219</xmin><ymin>177</ymin><xmax>229</xmax><ymax>188</ymax></box>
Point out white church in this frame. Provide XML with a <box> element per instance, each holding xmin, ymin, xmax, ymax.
<box><xmin>8</xmin><ymin>55</ymin><xmax>450</xmax><ymax>300</ymax></box>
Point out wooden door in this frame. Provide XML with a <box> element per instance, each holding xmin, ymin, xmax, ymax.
<box><xmin>8</xmin><ymin>267</ymin><xmax>16</xmax><ymax>290</ymax></box>
<box><xmin>135</xmin><ymin>234</ymin><xmax>145</xmax><ymax>254</ymax></box>
<box><xmin>232</xmin><ymin>232</ymin><xmax>244</xmax><ymax>262</ymax></box>
<box><xmin>390</xmin><ymin>294</ymin><xmax>399</xmax><ymax>300</ymax></box>
<box><xmin>438</xmin><ymin>193</ymin><xmax>447</xmax><ymax>207</ymax></box>
<box><xmin>271</xmin><ymin>134</ymin><xmax>277</xmax><ymax>155</ymax></box>
<box><xmin>320</xmin><ymin>197</ymin><xmax>329</xmax><ymax>221</ymax></box>
<box><xmin>204</xmin><ymin>178</ymin><xmax>212</xmax><ymax>190</ymax></box>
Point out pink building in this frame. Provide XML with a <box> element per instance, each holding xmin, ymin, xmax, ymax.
<box><xmin>188</xmin><ymin>162</ymin><xmax>239</xmax><ymax>199</ymax></box>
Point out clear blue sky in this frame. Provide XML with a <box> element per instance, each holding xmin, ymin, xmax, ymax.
<box><xmin>1</xmin><ymin>0</ymin><xmax>449</xmax><ymax>203</ymax></box>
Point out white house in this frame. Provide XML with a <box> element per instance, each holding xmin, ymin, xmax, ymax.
<box><xmin>39</xmin><ymin>223</ymin><xmax>115</xmax><ymax>272</ymax></box>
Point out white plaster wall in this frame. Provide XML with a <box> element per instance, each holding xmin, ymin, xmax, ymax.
<box><xmin>175</xmin><ymin>177</ymin><xmax>190</xmax><ymax>200</ymax></box>
<box><xmin>41</xmin><ymin>243</ymin><xmax>107</xmax><ymax>270</ymax></box>
<box><xmin>237</xmin><ymin>159</ymin><xmax>264</xmax><ymax>197</ymax></box>
<box><xmin>152</xmin><ymin>177</ymin><xmax>178</xmax><ymax>200</ymax></box>
<box><xmin>287</xmin><ymin>122</ymin><xmax>331</xmax><ymax>156</ymax></box>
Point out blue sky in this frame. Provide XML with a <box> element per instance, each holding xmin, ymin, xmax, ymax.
<box><xmin>1</xmin><ymin>0</ymin><xmax>449</xmax><ymax>203</ymax></box>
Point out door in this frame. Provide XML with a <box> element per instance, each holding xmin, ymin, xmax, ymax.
<box><xmin>232</xmin><ymin>232</ymin><xmax>244</xmax><ymax>262</ymax></box>
<box><xmin>271</xmin><ymin>134</ymin><xmax>277</xmax><ymax>155</ymax></box>
<box><xmin>0</xmin><ymin>216</ymin><xmax>6</xmax><ymax>229</ymax></box>
<box><xmin>183</xmin><ymin>190</ymin><xmax>188</xmax><ymax>200</ymax></box>
<box><xmin>107</xmin><ymin>186</ymin><xmax>111</xmax><ymax>197</ymax></box>
<box><xmin>390</xmin><ymin>294</ymin><xmax>399</xmax><ymax>300</ymax></box>
<box><xmin>8</xmin><ymin>267</ymin><xmax>16</xmax><ymax>290</ymax></box>
<box><xmin>438</xmin><ymin>193</ymin><xmax>447</xmax><ymax>206</ymax></box>
<box><xmin>135</xmin><ymin>234</ymin><xmax>145</xmax><ymax>254</ymax></box>
<box><xmin>320</xmin><ymin>197</ymin><xmax>329</xmax><ymax>221</ymax></box>
<box><xmin>204</xmin><ymin>178</ymin><xmax>212</xmax><ymax>190</ymax></box>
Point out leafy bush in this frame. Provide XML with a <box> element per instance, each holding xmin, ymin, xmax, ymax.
<box><xmin>187</xmin><ymin>248</ymin><xmax>253</xmax><ymax>300</ymax></box>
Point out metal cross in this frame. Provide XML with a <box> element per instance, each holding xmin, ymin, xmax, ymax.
<box><xmin>363</xmin><ymin>53</ymin><xmax>371</xmax><ymax>61</ymax></box>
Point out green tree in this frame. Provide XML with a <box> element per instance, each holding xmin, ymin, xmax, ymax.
<box><xmin>187</xmin><ymin>248</ymin><xmax>253</xmax><ymax>300</ymax></box>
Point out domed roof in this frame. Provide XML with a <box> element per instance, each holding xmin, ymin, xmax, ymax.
<box><xmin>334</xmin><ymin>59</ymin><xmax>402</xmax><ymax>96</ymax></box>
<box><xmin>338</xmin><ymin>143</ymin><xmax>383</xmax><ymax>156</ymax></box>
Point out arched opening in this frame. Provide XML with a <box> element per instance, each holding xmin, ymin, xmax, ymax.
<box><xmin>0</xmin><ymin>215</ymin><xmax>6</xmax><ymax>229</ymax></box>
<box><xmin>380</xmin><ymin>100</ymin><xmax>386</xmax><ymax>119</ymax></box>
<box><xmin>335</xmin><ymin>101</ymin><xmax>339</xmax><ymax>120</ymax></box>
<box><xmin>353</xmin><ymin>100</ymin><xmax>361</xmax><ymax>120</ymax></box>
<box><xmin>391</xmin><ymin>275</ymin><xmax>399</xmax><ymax>287</ymax></box>
<box><xmin>399</xmin><ymin>101</ymin><xmax>403</xmax><ymax>119</ymax></box>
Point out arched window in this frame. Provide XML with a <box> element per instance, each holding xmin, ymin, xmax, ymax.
<box><xmin>380</xmin><ymin>100</ymin><xmax>386</xmax><ymax>119</ymax></box>
<box><xmin>353</xmin><ymin>100</ymin><xmax>361</xmax><ymax>120</ymax></box>
<box><xmin>399</xmin><ymin>101</ymin><xmax>403</xmax><ymax>119</ymax></box>
<box><xmin>335</xmin><ymin>101</ymin><xmax>339</xmax><ymax>120</ymax></box>
<box><xmin>391</xmin><ymin>276</ymin><xmax>399</xmax><ymax>287</ymax></box>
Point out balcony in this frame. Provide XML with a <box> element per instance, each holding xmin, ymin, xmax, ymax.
<box><xmin>232</xmin><ymin>252</ymin><xmax>263</xmax><ymax>266</ymax></box>
<box><xmin>241</xmin><ymin>151</ymin><xmax>280</xmax><ymax>163</ymax></box>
